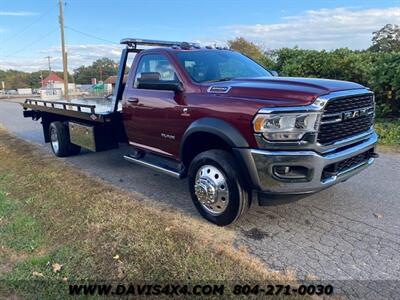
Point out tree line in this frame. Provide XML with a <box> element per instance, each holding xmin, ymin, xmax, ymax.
<box><xmin>1</xmin><ymin>24</ymin><xmax>399</xmax><ymax>117</ymax></box>
<box><xmin>0</xmin><ymin>58</ymin><xmax>118</xmax><ymax>90</ymax></box>
<box><xmin>228</xmin><ymin>24</ymin><xmax>400</xmax><ymax>118</ymax></box>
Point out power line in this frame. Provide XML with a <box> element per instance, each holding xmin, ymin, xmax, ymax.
<box><xmin>0</xmin><ymin>4</ymin><xmax>58</xmax><ymax>46</ymax></box>
<box><xmin>64</xmin><ymin>25</ymin><xmax>118</xmax><ymax>45</ymax></box>
<box><xmin>0</xmin><ymin>28</ymin><xmax>59</xmax><ymax>58</ymax></box>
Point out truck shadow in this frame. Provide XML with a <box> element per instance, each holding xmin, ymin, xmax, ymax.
<box><xmin>66</xmin><ymin>145</ymin><xmax>332</xmax><ymax>224</ymax></box>
<box><xmin>65</xmin><ymin>145</ymin><xmax>388</xmax><ymax>239</ymax></box>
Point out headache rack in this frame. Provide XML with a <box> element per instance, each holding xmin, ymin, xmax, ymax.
<box><xmin>120</xmin><ymin>38</ymin><xmax>200</xmax><ymax>50</ymax></box>
<box><xmin>110</xmin><ymin>37</ymin><xmax>199</xmax><ymax>112</ymax></box>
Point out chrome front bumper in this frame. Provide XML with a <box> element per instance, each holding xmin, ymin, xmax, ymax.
<box><xmin>236</xmin><ymin>132</ymin><xmax>377</xmax><ymax>195</ymax></box>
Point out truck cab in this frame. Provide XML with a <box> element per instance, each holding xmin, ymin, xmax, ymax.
<box><xmin>22</xmin><ymin>38</ymin><xmax>378</xmax><ymax>226</ymax></box>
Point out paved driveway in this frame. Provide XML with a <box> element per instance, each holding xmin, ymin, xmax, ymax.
<box><xmin>1</xmin><ymin>100</ymin><xmax>399</xmax><ymax>297</ymax></box>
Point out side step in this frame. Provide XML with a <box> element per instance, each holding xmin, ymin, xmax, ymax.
<box><xmin>123</xmin><ymin>154</ymin><xmax>184</xmax><ymax>178</ymax></box>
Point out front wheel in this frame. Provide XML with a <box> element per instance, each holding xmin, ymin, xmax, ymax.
<box><xmin>188</xmin><ymin>149</ymin><xmax>250</xmax><ymax>226</ymax></box>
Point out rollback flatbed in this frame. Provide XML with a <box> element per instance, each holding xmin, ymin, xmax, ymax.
<box><xmin>21</xmin><ymin>37</ymin><xmax>378</xmax><ymax>226</ymax></box>
<box><xmin>22</xmin><ymin>97</ymin><xmax>125</xmax><ymax>152</ymax></box>
<box><xmin>21</xmin><ymin>39</ymin><xmax>169</xmax><ymax>153</ymax></box>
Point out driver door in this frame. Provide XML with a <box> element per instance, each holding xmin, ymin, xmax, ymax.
<box><xmin>122</xmin><ymin>54</ymin><xmax>180</xmax><ymax>158</ymax></box>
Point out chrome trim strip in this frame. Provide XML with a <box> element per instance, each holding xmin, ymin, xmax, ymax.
<box><xmin>320</xmin><ymin>106</ymin><xmax>374</xmax><ymax>125</ymax></box>
<box><xmin>129</xmin><ymin>141</ymin><xmax>173</xmax><ymax>157</ymax></box>
<box><xmin>322</xmin><ymin>158</ymin><xmax>374</xmax><ymax>184</ymax></box>
<box><xmin>258</xmin><ymin>102</ymin><xmax>325</xmax><ymax>114</ymax></box>
<box><xmin>207</xmin><ymin>86</ymin><xmax>232</xmax><ymax>94</ymax></box>
<box><xmin>257</xmin><ymin>89</ymin><xmax>373</xmax><ymax>114</ymax></box>
<box><xmin>320</xmin><ymin>115</ymin><xmax>343</xmax><ymax>125</ymax></box>
<box><xmin>250</xmin><ymin>148</ymin><xmax>318</xmax><ymax>157</ymax></box>
<box><xmin>339</xmin><ymin>157</ymin><xmax>374</xmax><ymax>177</ymax></box>
<box><xmin>322</xmin><ymin>106</ymin><xmax>374</xmax><ymax>118</ymax></box>
<box><xmin>254</xmin><ymin>128</ymin><xmax>375</xmax><ymax>154</ymax></box>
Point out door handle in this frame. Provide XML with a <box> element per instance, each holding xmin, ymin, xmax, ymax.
<box><xmin>127</xmin><ymin>97</ymin><xmax>139</xmax><ymax>103</ymax></box>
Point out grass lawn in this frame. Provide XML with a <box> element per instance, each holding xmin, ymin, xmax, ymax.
<box><xmin>0</xmin><ymin>129</ymin><xmax>297</xmax><ymax>299</ymax></box>
<box><xmin>374</xmin><ymin>119</ymin><xmax>400</xmax><ymax>153</ymax></box>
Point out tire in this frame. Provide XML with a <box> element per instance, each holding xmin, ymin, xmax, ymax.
<box><xmin>188</xmin><ymin>149</ymin><xmax>250</xmax><ymax>226</ymax></box>
<box><xmin>49</xmin><ymin>122</ymin><xmax>81</xmax><ymax>157</ymax></box>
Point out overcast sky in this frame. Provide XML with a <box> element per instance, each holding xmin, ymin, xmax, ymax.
<box><xmin>0</xmin><ymin>0</ymin><xmax>399</xmax><ymax>72</ymax></box>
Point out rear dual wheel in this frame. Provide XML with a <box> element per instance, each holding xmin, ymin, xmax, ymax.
<box><xmin>49</xmin><ymin>122</ymin><xmax>81</xmax><ymax>157</ymax></box>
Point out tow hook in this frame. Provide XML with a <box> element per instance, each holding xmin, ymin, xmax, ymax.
<box><xmin>370</xmin><ymin>152</ymin><xmax>379</xmax><ymax>159</ymax></box>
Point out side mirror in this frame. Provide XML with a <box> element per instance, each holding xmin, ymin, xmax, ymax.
<box><xmin>270</xmin><ymin>70</ymin><xmax>279</xmax><ymax>77</ymax></box>
<box><xmin>137</xmin><ymin>80</ymin><xmax>183</xmax><ymax>92</ymax></box>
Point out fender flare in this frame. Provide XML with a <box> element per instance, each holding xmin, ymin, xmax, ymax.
<box><xmin>180</xmin><ymin>117</ymin><xmax>257</xmax><ymax>193</ymax></box>
<box><xmin>180</xmin><ymin>118</ymin><xmax>249</xmax><ymax>160</ymax></box>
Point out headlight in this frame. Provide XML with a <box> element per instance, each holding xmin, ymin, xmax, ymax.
<box><xmin>253</xmin><ymin>112</ymin><xmax>321</xmax><ymax>141</ymax></box>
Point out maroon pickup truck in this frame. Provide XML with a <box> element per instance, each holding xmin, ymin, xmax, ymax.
<box><xmin>22</xmin><ymin>38</ymin><xmax>378</xmax><ymax>225</ymax></box>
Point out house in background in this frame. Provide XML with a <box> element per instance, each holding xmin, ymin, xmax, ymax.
<box><xmin>41</xmin><ymin>72</ymin><xmax>75</xmax><ymax>98</ymax></box>
<box><xmin>42</xmin><ymin>72</ymin><xmax>64</xmax><ymax>87</ymax></box>
<box><xmin>104</xmin><ymin>75</ymin><xmax>127</xmax><ymax>93</ymax></box>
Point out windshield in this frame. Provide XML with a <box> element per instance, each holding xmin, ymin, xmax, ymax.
<box><xmin>175</xmin><ymin>50</ymin><xmax>271</xmax><ymax>83</ymax></box>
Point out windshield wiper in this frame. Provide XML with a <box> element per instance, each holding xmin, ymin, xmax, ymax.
<box><xmin>204</xmin><ymin>77</ymin><xmax>234</xmax><ymax>83</ymax></box>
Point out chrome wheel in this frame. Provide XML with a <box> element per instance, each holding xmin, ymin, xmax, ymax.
<box><xmin>194</xmin><ymin>165</ymin><xmax>229</xmax><ymax>215</ymax></box>
<box><xmin>50</xmin><ymin>127</ymin><xmax>59</xmax><ymax>154</ymax></box>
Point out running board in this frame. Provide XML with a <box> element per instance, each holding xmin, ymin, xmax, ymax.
<box><xmin>123</xmin><ymin>155</ymin><xmax>183</xmax><ymax>178</ymax></box>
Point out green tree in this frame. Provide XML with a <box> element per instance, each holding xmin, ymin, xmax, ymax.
<box><xmin>370</xmin><ymin>24</ymin><xmax>400</xmax><ymax>52</ymax></box>
<box><xmin>74</xmin><ymin>58</ymin><xmax>118</xmax><ymax>84</ymax></box>
<box><xmin>0</xmin><ymin>69</ymin><xmax>73</xmax><ymax>90</ymax></box>
<box><xmin>227</xmin><ymin>37</ymin><xmax>265</xmax><ymax>63</ymax></box>
<box><xmin>369</xmin><ymin>52</ymin><xmax>400</xmax><ymax>116</ymax></box>
<box><xmin>0</xmin><ymin>70</ymin><xmax>29</xmax><ymax>89</ymax></box>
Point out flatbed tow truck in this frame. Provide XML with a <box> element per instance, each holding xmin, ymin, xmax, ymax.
<box><xmin>22</xmin><ymin>38</ymin><xmax>378</xmax><ymax>225</ymax></box>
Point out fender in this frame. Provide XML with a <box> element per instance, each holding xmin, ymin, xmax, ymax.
<box><xmin>180</xmin><ymin>117</ymin><xmax>249</xmax><ymax>157</ymax></box>
<box><xmin>180</xmin><ymin>117</ymin><xmax>258</xmax><ymax>192</ymax></box>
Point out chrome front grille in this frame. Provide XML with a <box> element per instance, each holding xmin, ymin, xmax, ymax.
<box><xmin>318</xmin><ymin>94</ymin><xmax>374</xmax><ymax>145</ymax></box>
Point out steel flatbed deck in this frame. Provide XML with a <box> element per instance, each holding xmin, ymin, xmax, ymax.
<box><xmin>21</xmin><ymin>98</ymin><xmax>122</xmax><ymax>123</ymax></box>
<box><xmin>20</xmin><ymin>38</ymin><xmax>163</xmax><ymax>153</ymax></box>
<box><xmin>21</xmin><ymin>97</ymin><xmax>126</xmax><ymax>152</ymax></box>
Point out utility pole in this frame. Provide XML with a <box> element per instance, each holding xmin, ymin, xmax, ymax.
<box><xmin>58</xmin><ymin>0</ymin><xmax>68</xmax><ymax>99</ymax></box>
<box><xmin>45</xmin><ymin>56</ymin><xmax>52</xmax><ymax>74</ymax></box>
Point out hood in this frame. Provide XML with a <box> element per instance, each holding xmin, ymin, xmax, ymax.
<box><xmin>202</xmin><ymin>77</ymin><xmax>366</xmax><ymax>106</ymax></box>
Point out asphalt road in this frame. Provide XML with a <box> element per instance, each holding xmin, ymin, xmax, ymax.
<box><xmin>1</xmin><ymin>100</ymin><xmax>399</xmax><ymax>297</ymax></box>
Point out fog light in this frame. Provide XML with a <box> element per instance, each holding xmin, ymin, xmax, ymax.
<box><xmin>275</xmin><ymin>166</ymin><xmax>291</xmax><ymax>175</ymax></box>
<box><xmin>273</xmin><ymin>166</ymin><xmax>310</xmax><ymax>181</ymax></box>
